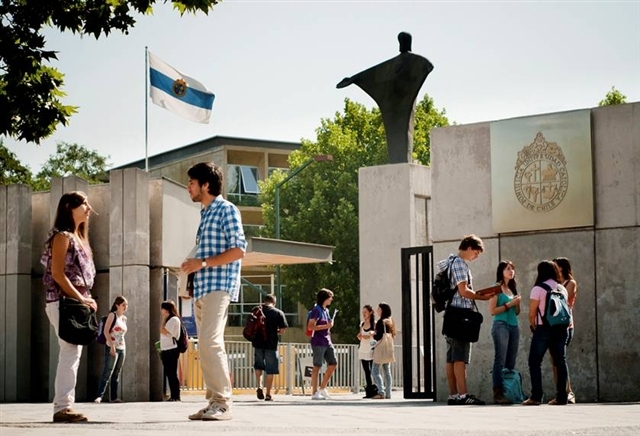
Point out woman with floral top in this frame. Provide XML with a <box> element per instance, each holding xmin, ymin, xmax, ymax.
<box><xmin>41</xmin><ymin>191</ymin><xmax>97</xmax><ymax>423</ymax></box>
<box><xmin>94</xmin><ymin>296</ymin><xmax>129</xmax><ymax>403</ymax></box>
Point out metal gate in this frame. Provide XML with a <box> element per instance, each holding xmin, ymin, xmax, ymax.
<box><xmin>400</xmin><ymin>245</ymin><xmax>436</xmax><ymax>399</ymax></box>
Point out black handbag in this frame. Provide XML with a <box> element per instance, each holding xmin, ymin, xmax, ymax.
<box><xmin>442</xmin><ymin>303</ymin><xmax>484</xmax><ymax>343</ymax></box>
<box><xmin>58</xmin><ymin>296</ymin><xmax>99</xmax><ymax>345</ymax></box>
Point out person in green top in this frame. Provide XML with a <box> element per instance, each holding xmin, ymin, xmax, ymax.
<box><xmin>489</xmin><ymin>260</ymin><xmax>522</xmax><ymax>404</ymax></box>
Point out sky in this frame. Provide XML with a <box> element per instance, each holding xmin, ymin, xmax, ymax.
<box><xmin>4</xmin><ymin>0</ymin><xmax>640</xmax><ymax>173</ymax></box>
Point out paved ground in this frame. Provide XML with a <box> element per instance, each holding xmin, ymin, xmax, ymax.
<box><xmin>1</xmin><ymin>393</ymin><xmax>638</xmax><ymax>436</ymax></box>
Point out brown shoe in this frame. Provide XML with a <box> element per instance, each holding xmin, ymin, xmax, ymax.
<box><xmin>53</xmin><ymin>408</ymin><xmax>88</xmax><ymax>423</ymax></box>
<box><xmin>522</xmin><ymin>398</ymin><xmax>541</xmax><ymax>406</ymax></box>
<box><xmin>493</xmin><ymin>387</ymin><xmax>512</xmax><ymax>405</ymax></box>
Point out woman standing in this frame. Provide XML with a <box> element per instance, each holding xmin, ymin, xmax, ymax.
<box><xmin>94</xmin><ymin>296</ymin><xmax>128</xmax><ymax>403</ymax></box>
<box><xmin>357</xmin><ymin>305</ymin><xmax>377</xmax><ymax>398</ymax></box>
<box><xmin>160</xmin><ymin>300</ymin><xmax>182</xmax><ymax>402</ymax></box>
<box><xmin>489</xmin><ymin>260</ymin><xmax>521</xmax><ymax>404</ymax></box>
<box><xmin>553</xmin><ymin>257</ymin><xmax>578</xmax><ymax>403</ymax></box>
<box><xmin>371</xmin><ymin>302</ymin><xmax>397</xmax><ymax>400</ymax></box>
<box><xmin>523</xmin><ymin>260</ymin><xmax>570</xmax><ymax>406</ymax></box>
<box><xmin>41</xmin><ymin>191</ymin><xmax>97</xmax><ymax>423</ymax></box>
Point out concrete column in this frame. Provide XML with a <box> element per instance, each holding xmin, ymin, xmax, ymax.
<box><xmin>0</xmin><ymin>184</ymin><xmax>33</xmax><ymax>402</ymax></box>
<box><xmin>358</xmin><ymin>163</ymin><xmax>431</xmax><ymax>348</ymax></box>
<box><xmin>110</xmin><ymin>169</ymin><xmax>150</xmax><ymax>401</ymax></box>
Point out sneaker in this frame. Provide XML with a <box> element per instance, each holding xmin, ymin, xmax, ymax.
<box><xmin>319</xmin><ymin>388</ymin><xmax>332</xmax><ymax>399</ymax></box>
<box><xmin>447</xmin><ymin>396</ymin><xmax>459</xmax><ymax>405</ymax></box>
<box><xmin>93</xmin><ymin>398</ymin><xmax>102</xmax><ymax>404</ymax></box>
<box><xmin>256</xmin><ymin>388</ymin><xmax>264</xmax><ymax>400</ymax></box>
<box><xmin>311</xmin><ymin>391</ymin><xmax>325</xmax><ymax>400</ymax></box>
<box><xmin>53</xmin><ymin>408</ymin><xmax>88</xmax><ymax>423</ymax></box>
<box><xmin>458</xmin><ymin>394</ymin><xmax>485</xmax><ymax>405</ymax></box>
<box><xmin>111</xmin><ymin>398</ymin><xmax>123</xmax><ymax>403</ymax></box>
<box><xmin>188</xmin><ymin>407</ymin><xmax>209</xmax><ymax>421</ymax></box>
<box><xmin>548</xmin><ymin>398</ymin><xmax>568</xmax><ymax>405</ymax></box>
<box><xmin>167</xmin><ymin>398</ymin><xmax>181</xmax><ymax>402</ymax></box>
<box><xmin>201</xmin><ymin>405</ymin><xmax>232</xmax><ymax>421</ymax></box>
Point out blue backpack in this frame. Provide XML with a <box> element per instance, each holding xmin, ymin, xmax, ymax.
<box><xmin>539</xmin><ymin>282</ymin><xmax>572</xmax><ymax>327</ymax></box>
<box><xmin>501</xmin><ymin>368</ymin><xmax>525</xmax><ymax>403</ymax></box>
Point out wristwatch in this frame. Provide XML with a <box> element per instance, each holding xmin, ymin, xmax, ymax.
<box><xmin>201</xmin><ymin>260</ymin><xmax>207</xmax><ymax>268</ymax></box>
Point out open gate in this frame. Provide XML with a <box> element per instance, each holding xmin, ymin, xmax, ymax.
<box><xmin>400</xmin><ymin>245</ymin><xmax>437</xmax><ymax>399</ymax></box>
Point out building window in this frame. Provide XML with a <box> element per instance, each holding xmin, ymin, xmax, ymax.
<box><xmin>227</xmin><ymin>165</ymin><xmax>260</xmax><ymax>206</ymax></box>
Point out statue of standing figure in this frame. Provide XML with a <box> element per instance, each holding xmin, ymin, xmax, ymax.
<box><xmin>337</xmin><ymin>32</ymin><xmax>434</xmax><ymax>164</ymax></box>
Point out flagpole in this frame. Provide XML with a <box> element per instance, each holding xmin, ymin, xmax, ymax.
<box><xmin>144</xmin><ymin>46</ymin><xmax>149</xmax><ymax>172</ymax></box>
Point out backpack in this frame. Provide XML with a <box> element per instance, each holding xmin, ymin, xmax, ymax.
<box><xmin>243</xmin><ymin>305</ymin><xmax>267</xmax><ymax>343</ymax></box>
<box><xmin>172</xmin><ymin>318</ymin><xmax>189</xmax><ymax>353</ymax></box>
<box><xmin>501</xmin><ymin>368</ymin><xmax>526</xmax><ymax>403</ymax></box>
<box><xmin>538</xmin><ymin>282</ymin><xmax>572</xmax><ymax>327</ymax></box>
<box><xmin>432</xmin><ymin>258</ymin><xmax>457</xmax><ymax>313</ymax></box>
<box><xmin>96</xmin><ymin>312</ymin><xmax>116</xmax><ymax>345</ymax></box>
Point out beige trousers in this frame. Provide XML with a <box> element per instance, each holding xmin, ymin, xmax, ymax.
<box><xmin>194</xmin><ymin>290</ymin><xmax>232</xmax><ymax>408</ymax></box>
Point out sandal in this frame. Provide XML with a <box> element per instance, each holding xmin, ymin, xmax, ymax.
<box><xmin>265</xmin><ymin>394</ymin><xmax>273</xmax><ymax>401</ymax></box>
<box><xmin>371</xmin><ymin>394</ymin><xmax>385</xmax><ymax>399</ymax></box>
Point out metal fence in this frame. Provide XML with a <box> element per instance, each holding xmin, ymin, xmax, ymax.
<box><xmin>179</xmin><ymin>340</ymin><xmax>404</xmax><ymax>395</ymax></box>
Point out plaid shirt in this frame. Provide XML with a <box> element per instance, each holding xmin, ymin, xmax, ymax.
<box><xmin>437</xmin><ymin>254</ymin><xmax>474</xmax><ymax>309</ymax></box>
<box><xmin>193</xmin><ymin>196</ymin><xmax>247</xmax><ymax>302</ymax></box>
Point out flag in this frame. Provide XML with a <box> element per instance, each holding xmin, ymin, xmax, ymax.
<box><xmin>148</xmin><ymin>52</ymin><xmax>215</xmax><ymax>123</ymax></box>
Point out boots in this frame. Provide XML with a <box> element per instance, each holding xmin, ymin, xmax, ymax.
<box><xmin>493</xmin><ymin>387</ymin><xmax>512</xmax><ymax>405</ymax></box>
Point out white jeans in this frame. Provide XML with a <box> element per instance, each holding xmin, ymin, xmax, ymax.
<box><xmin>194</xmin><ymin>291</ymin><xmax>232</xmax><ymax>408</ymax></box>
<box><xmin>45</xmin><ymin>301</ymin><xmax>83</xmax><ymax>413</ymax></box>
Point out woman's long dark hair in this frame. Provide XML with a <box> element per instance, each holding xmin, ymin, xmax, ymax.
<box><xmin>534</xmin><ymin>260</ymin><xmax>561</xmax><ymax>287</ymax></box>
<box><xmin>110</xmin><ymin>296</ymin><xmax>127</xmax><ymax>312</ymax></box>
<box><xmin>496</xmin><ymin>260</ymin><xmax>518</xmax><ymax>295</ymax></box>
<box><xmin>53</xmin><ymin>191</ymin><xmax>91</xmax><ymax>243</ymax></box>
<box><xmin>553</xmin><ymin>257</ymin><xmax>574</xmax><ymax>282</ymax></box>
<box><xmin>161</xmin><ymin>300</ymin><xmax>179</xmax><ymax>324</ymax></box>
<box><xmin>361</xmin><ymin>305</ymin><xmax>374</xmax><ymax>330</ymax></box>
<box><xmin>378</xmin><ymin>302</ymin><xmax>396</xmax><ymax>337</ymax></box>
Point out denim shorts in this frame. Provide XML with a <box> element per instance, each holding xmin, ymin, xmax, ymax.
<box><xmin>445</xmin><ymin>337</ymin><xmax>471</xmax><ymax>364</ymax></box>
<box><xmin>312</xmin><ymin>345</ymin><xmax>337</xmax><ymax>367</ymax></box>
<box><xmin>253</xmin><ymin>348</ymin><xmax>280</xmax><ymax>374</ymax></box>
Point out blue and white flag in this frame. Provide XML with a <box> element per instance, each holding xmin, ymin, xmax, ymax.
<box><xmin>149</xmin><ymin>52</ymin><xmax>215</xmax><ymax>124</ymax></box>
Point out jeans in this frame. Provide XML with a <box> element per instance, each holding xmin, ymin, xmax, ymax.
<box><xmin>161</xmin><ymin>348</ymin><xmax>181</xmax><ymax>400</ymax></box>
<box><xmin>96</xmin><ymin>347</ymin><xmax>126</xmax><ymax>401</ymax></box>
<box><xmin>46</xmin><ymin>301</ymin><xmax>83</xmax><ymax>414</ymax></box>
<box><xmin>195</xmin><ymin>291</ymin><xmax>232</xmax><ymax>407</ymax></box>
<box><xmin>528</xmin><ymin>325</ymin><xmax>569</xmax><ymax>402</ymax></box>
<box><xmin>372</xmin><ymin>362</ymin><xmax>392</xmax><ymax>398</ymax></box>
<box><xmin>491</xmin><ymin>321</ymin><xmax>519</xmax><ymax>388</ymax></box>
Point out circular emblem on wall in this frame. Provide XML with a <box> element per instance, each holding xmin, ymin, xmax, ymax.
<box><xmin>172</xmin><ymin>78</ymin><xmax>188</xmax><ymax>98</ymax></box>
<box><xmin>513</xmin><ymin>132</ymin><xmax>569</xmax><ymax>213</ymax></box>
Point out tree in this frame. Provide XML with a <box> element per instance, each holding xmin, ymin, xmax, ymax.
<box><xmin>33</xmin><ymin>142</ymin><xmax>111</xmax><ymax>191</ymax></box>
<box><xmin>0</xmin><ymin>140</ymin><xmax>34</xmax><ymax>186</ymax></box>
<box><xmin>0</xmin><ymin>1</ymin><xmax>220</xmax><ymax>144</ymax></box>
<box><xmin>598</xmin><ymin>86</ymin><xmax>627</xmax><ymax>106</ymax></box>
<box><xmin>259</xmin><ymin>96</ymin><xmax>449</xmax><ymax>342</ymax></box>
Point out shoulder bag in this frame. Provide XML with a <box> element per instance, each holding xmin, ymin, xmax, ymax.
<box><xmin>373</xmin><ymin>323</ymin><xmax>396</xmax><ymax>364</ymax></box>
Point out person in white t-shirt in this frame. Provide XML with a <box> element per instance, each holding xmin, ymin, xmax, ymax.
<box><xmin>160</xmin><ymin>300</ymin><xmax>182</xmax><ymax>402</ymax></box>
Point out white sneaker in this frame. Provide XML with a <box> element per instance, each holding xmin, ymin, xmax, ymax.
<box><xmin>201</xmin><ymin>405</ymin><xmax>232</xmax><ymax>421</ymax></box>
<box><xmin>188</xmin><ymin>407</ymin><xmax>208</xmax><ymax>421</ymax></box>
<box><xmin>311</xmin><ymin>391</ymin><xmax>325</xmax><ymax>400</ymax></box>
<box><xmin>319</xmin><ymin>388</ymin><xmax>332</xmax><ymax>399</ymax></box>
<box><xmin>93</xmin><ymin>398</ymin><xmax>102</xmax><ymax>404</ymax></box>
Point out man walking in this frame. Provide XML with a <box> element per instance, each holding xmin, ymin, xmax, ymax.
<box><xmin>437</xmin><ymin>234</ymin><xmax>496</xmax><ymax>405</ymax></box>
<box><xmin>253</xmin><ymin>294</ymin><xmax>288</xmax><ymax>401</ymax></box>
<box><xmin>181</xmin><ymin>162</ymin><xmax>247</xmax><ymax>421</ymax></box>
<box><xmin>307</xmin><ymin>288</ymin><xmax>338</xmax><ymax>400</ymax></box>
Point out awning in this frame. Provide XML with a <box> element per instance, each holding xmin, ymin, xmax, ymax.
<box><xmin>242</xmin><ymin>237</ymin><xmax>333</xmax><ymax>267</ymax></box>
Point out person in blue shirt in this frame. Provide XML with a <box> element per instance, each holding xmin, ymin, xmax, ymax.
<box><xmin>181</xmin><ymin>162</ymin><xmax>247</xmax><ymax>421</ymax></box>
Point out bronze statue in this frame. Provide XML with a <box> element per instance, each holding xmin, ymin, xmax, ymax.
<box><xmin>337</xmin><ymin>32</ymin><xmax>434</xmax><ymax>164</ymax></box>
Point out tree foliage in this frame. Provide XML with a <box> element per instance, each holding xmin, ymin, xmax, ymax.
<box><xmin>259</xmin><ymin>96</ymin><xmax>449</xmax><ymax>342</ymax></box>
<box><xmin>0</xmin><ymin>140</ymin><xmax>34</xmax><ymax>186</ymax></box>
<box><xmin>598</xmin><ymin>86</ymin><xmax>627</xmax><ymax>106</ymax></box>
<box><xmin>0</xmin><ymin>0</ymin><xmax>220</xmax><ymax>144</ymax></box>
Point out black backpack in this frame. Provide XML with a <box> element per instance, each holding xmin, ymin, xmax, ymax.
<box><xmin>173</xmin><ymin>319</ymin><xmax>189</xmax><ymax>354</ymax></box>
<box><xmin>432</xmin><ymin>257</ymin><xmax>457</xmax><ymax>313</ymax></box>
<box><xmin>243</xmin><ymin>305</ymin><xmax>267</xmax><ymax>343</ymax></box>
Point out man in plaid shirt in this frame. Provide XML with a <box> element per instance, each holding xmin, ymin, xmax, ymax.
<box><xmin>436</xmin><ymin>234</ymin><xmax>497</xmax><ymax>406</ymax></box>
<box><xmin>181</xmin><ymin>162</ymin><xmax>247</xmax><ymax>421</ymax></box>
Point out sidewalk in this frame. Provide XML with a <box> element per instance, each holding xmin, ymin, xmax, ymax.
<box><xmin>1</xmin><ymin>393</ymin><xmax>639</xmax><ymax>436</ymax></box>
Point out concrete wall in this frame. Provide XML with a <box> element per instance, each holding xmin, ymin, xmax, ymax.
<box><xmin>429</xmin><ymin>102</ymin><xmax>640</xmax><ymax>402</ymax></box>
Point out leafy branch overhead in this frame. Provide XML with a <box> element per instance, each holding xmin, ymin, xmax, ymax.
<box><xmin>0</xmin><ymin>0</ymin><xmax>220</xmax><ymax>144</ymax></box>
